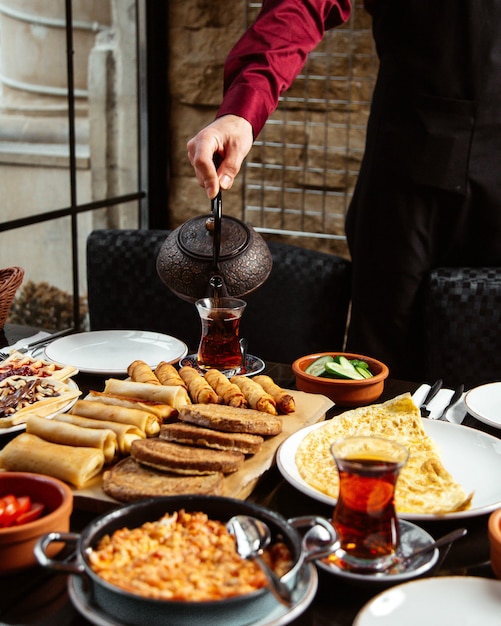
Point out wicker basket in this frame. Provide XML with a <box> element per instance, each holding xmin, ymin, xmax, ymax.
<box><xmin>0</xmin><ymin>267</ymin><xmax>24</xmax><ymax>330</ymax></box>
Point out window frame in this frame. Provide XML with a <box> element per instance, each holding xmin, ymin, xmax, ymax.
<box><xmin>0</xmin><ymin>0</ymin><xmax>155</xmax><ymax>331</ymax></box>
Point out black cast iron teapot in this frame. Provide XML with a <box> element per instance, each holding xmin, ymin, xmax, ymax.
<box><xmin>156</xmin><ymin>192</ymin><xmax>272</xmax><ymax>303</ymax></box>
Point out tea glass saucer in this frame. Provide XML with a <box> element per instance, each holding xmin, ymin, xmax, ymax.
<box><xmin>179</xmin><ymin>353</ymin><xmax>265</xmax><ymax>377</ymax></box>
<box><xmin>316</xmin><ymin>520</ymin><xmax>439</xmax><ymax>587</ymax></box>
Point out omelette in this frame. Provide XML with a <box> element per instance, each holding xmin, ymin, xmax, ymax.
<box><xmin>295</xmin><ymin>393</ymin><xmax>473</xmax><ymax>515</ymax></box>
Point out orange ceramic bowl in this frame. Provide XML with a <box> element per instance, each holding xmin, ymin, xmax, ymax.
<box><xmin>488</xmin><ymin>508</ymin><xmax>501</xmax><ymax>579</ymax></box>
<box><xmin>0</xmin><ymin>472</ymin><xmax>73</xmax><ymax>575</ymax></box>
<box><xmin>292</xmin><ymin>352</ymin><xmax>389</xmax><ymax>407</ymax></box>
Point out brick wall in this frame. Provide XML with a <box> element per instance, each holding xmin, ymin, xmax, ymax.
<box><xmin>167</xmin><ymin>0</ymin><xmax>376</xmax><ymax>257</ymax></box>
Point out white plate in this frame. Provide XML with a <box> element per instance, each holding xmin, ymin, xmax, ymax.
<box><xmin>44</xmin><ymin>330</ymin><xmax>188</xmax><ymax>375</ymax></box>
<box><xmin>317</xmin><ymin>520</ymin><xmax>438</xmax><ymax>586</ymax></box>
<box><xmin>0</xmin><ymin>379</ymin><xmax>79</xmax><ymax>436</ymax></box>
<box><xmin>67</xmin><ymin>564</ymin><xmax>317</xmax><ymax>626</ymax></box>
<box><xmin>277</xmin><ymin>419</ymin><xmax>501</xmax><ymax>520</ymax></box>
<box><xmin>354</xmin><ymin>576</ymin><xmax>501</xmax><ymax>626</ymax></box>
<box><xmin>465</xmin><ymin>382</ymin><xmax>501</xmax><ymax>429</ymax></box>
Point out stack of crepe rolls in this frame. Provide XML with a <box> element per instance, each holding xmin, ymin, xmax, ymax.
<box><xmin>253</xmin><ymin>375</ymin><xmax>295</xmax><ymax>414</ymax></box>
<box><xmin>230</xmin><ymin>375</ymin><xmax>278</xmax><ymax>415</ymax></box>
<box><xmin>124</xmin><ymin>359</ymin><xmax>295</xmax><ymax>416</ymax></box>
<box><xmin>128</xmin><ymin>359</ymin><xmax>163</xmax><ymax>386</ymax></box>
<box><xmin>54</xmin><ymin>412</ymin><xmax>144</xmax><ymax>456</ymax></box>
<box><xmin>129</xmin><ymin>359</ymin><xmax>189</xmax><ymax>399</ymax></box>
<box><xmin>0</xmin><ymin>382</ymin><xmax>171</xmax><ymax>488</ymax></box>
<box><xmin>0</xmin><ymin>361</ymin><xmax>294</xmax><ymax>495</ymax></box>
<box><xmin>194</xmin><ymin>368</ymin><xmax>296</xmax><ymax>415</ymax></box>
<box><xmin>0</xmin><ymin>395</ymin><xmax>156</xmax><ymax>487</ymax></box>
<box><xmin>26</xmin><ymin>414</ymin><xmax>117</xmax><ymax>463</ymax></box>
<box><xmin>154</xmin><ymin>361</ymin><xmax>187</xmax><ymax>388</ymax></box>
<box><xmin>204</xmin><ymin>369</ymin><xmax>247</xmax><ymax>407</ymax></box>
<box><xmin>179</xmin><ymin>366</ymin><xmax>219</xmax><ymax>404</ymax></box>
<box><xmin>104</xmin><ymin>378</ymin><xmax>191</xmax><ymax>409</ymax></box>
<box><xmin>69</xmin><ymin>399</ymin><xmax>160</xmax><ymax>437</ymax></box>
<box><xmin>201</xmin><ymin>369</ymin><xmax>295</xmax><ymax>415</ymax></box>
<box><xmin>84</xmin><ymin>389</ymin><xmax>177</xmax><ymax>422</ymax></box>
<box><xmin>2</xmin><ymin>410</ymin><xmax>119</xmax><ymax>487</ymax></box>
<box><xmin>0</xmin><ymin>431</ymin><xmax>105</xmax><ymax>489</ymax></box>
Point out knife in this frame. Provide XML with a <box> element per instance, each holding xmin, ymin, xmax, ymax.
<box><xmin>420</xmin><ymin>379</ymin><xmax>443</xmax><ymax>417</ymax></box>
<box><xmin>14</xmin><ymin>328</ymin><xmax>73</xmax><ymax>354</ymax></box>
<box><xmin>437</xmin><ymin>384</ymin><xmax>465</xmax><ymax>421</ymax></box>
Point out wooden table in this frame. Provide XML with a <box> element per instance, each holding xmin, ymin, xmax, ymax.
<box><xmin>0</xmin><ymin>335</ymin><xmax>498</xmax><ymax>625</ymax></box>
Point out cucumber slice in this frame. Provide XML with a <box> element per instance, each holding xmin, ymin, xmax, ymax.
<box><xmin>355</xmin><ymin>365</ymin><xmax>373</xmax><ymax>379</ymax></box>
<box><xmin>336</xmin><ymin>356</ymin><xmax>364</xmax><ymax>377</ymax></box>
<box><xmin>324</xmin><ymin>361</ymin><xmax>365</xmax><ymax>380</ymax></box>
<box><xmin>324</xmin><ymin>362</ymin><xmax>354</xmax><ymax>379</ymax></box>
<box><xmin>351</xmin><ymin>359</ymin><xmax>370</xmax><ymax>371</ymax></box>
<box><xmin>305</xmin><ymin>355</ymin><xmax>335</xmax><ymax>376</ymax></box>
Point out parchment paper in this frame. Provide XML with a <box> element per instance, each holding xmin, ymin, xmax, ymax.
<box><xmin>74</xmin><ymin>390</ymin><xmax>333</xmax><ymax>508</ymax></box>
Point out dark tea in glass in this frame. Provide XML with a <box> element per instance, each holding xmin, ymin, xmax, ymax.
<box><xmin>195</xmin><ymin>297</ymin><xmax>246</xmax><ymax>372</ymax></box>
<box><xmin>330</xmin><ymin>436</ymin><xmax>408</xmax><ymax>572</ymax></box>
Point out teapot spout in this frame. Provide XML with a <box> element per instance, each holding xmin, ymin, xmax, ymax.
<box><xmin>208</xmin><ymin>274</ymin><xmax>228</xmax><ymax>301</ymax></box>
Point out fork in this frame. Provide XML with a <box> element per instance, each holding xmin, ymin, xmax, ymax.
<box><xmin>0</xmin><ymin>345</ymin><xmax>45</xmax><ymax>360</ymax></box>
<box><xmin>0</xmin><ymin>328</ymin><xmax>72</xmax><ymax>361</ymax></box>
<box><xmin>420</xmin><ymin>379</ymin><xmax>443</xmax><ymax>417</ymax></box>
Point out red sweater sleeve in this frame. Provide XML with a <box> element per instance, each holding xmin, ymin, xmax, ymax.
<box><xmin>217</xmin><ymin>0</ymin><xmax>352</xmax><ymax>138</ymax></box>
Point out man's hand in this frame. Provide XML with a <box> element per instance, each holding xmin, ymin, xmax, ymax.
<box><xmin>187</xmin><ymin>115</ymin><xmax>254</xmax><ymax>199</ymax></box>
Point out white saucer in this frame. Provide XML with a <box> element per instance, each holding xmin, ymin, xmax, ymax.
<box><xmin>354</xmin><ymin>576</ymin><xmax>501</xmax><ymax>625</ymax></box>
<box><xmin>317</xmin><ymin>520</ymin><xmax>439</xmax><ymax>586</ymax></box>
<box><xmin>68</xmin><ymin>564</ymin><xmax>317</xmax><ymax>626</ymax></box>
<box><xmin>465</xmin><ymin>382</ymin><xmax>501</xmax><ymax>429</ymax></box>
<box><xmin>179</xmin><ymin>353</ymin><xmax>265</xmax><ymax>377</ymax></box>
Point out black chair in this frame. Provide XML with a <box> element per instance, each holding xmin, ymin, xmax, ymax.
<box><xmin>86</xmin><ymin>229</ymin><xmax>201</xmax><ymax>351</ymax></box>
<box><xmin>86</xmin><ymin>229</ymin><xmax>352</xmax><ymax>363</ymax></box>
<box><xmin>424</xmin><ymin>267</ymin><xmax>501</xmax><ymax>389</ymax></box>
<box><xmin>241</xmin><ymin>241</ymin><xmax>351</xmax><ymax>363</ymax></box>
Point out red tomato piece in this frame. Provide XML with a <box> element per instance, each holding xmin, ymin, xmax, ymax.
<box><xmin>0</xmin><ymin>498</ymin><xmax>6</xmax><ymax>526</ymax></box>
<box><xmin>15</xmin><ymin>502</ymin><xmax>45</xmax><ymax>525</ymax></box>
<box><xmin>0</xmin><ymin>494</ymin><xmax>21</xmax><ymax>527</ymax></box>
<box><xmin>0</xmin><ymin>494</ymin><xmax>35</xmax><ymax>527</ymax></box>
<box><xmin>14</xmin><ymin>496</ymin><xmax>31</xmax><ymax>516</ymax></box>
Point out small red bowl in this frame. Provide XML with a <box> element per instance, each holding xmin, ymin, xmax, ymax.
<box><xmin>292</xmin><ymin>352</ymin><xmax>389</xmax><ymax>407</ymax></box>
<box><xmin>0</xmin><ymin>472</ymin><xmax>73</xmax><ymax>575</ymax></box>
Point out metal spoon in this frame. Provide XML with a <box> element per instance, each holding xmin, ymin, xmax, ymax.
<box><xmin>226</xmin><ymin>515</ymin><xmax>293</xmax><ymax>606</ymax></box>
<box><xmin>390</xmin><ymin>527</ymin><xmax>468</xmax><ymax>571</ymax></box>
<box><xmin>301</xmin><ymin>520</ymin><xmax>340</xmax><ymax>559</ymax></box>
<box><xmin>239</xmin><ymin>337</ymin><xmax>248</xmax><ymax>368</ymax></box>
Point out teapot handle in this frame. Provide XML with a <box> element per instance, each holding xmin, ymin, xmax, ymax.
<box><xmin>211</xmin><ymin>190</ymin><xmax>222</xmax><ymax>272</ymax></box>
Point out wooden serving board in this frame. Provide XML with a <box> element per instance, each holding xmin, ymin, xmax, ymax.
<box><xmin>73</xmin><ymin>390</ymin><xmax>333</xmax><ymax>510</ymax></box>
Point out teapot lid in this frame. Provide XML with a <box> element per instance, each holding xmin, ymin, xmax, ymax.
<box><xmin>177</xmin><ymin>215</ymin><xmax>251</xmax><ymax>261</ymax></box>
